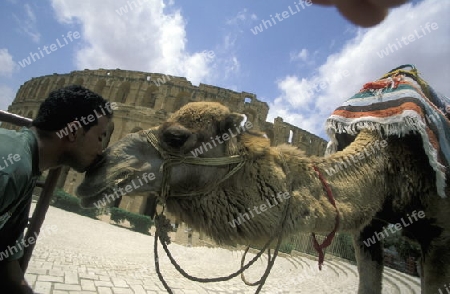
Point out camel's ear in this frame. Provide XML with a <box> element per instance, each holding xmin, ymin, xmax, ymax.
<box><xmin>219</xmin><ymin>113</ymin><xmax>244</xmax><ymax>133</ymax></box>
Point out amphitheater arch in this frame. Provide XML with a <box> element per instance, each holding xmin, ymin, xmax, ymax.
<box><xmin>24</xmin><ymin>84</ymin><xmax>35</xmax><ymax>101</ymax></box>
<box><xmin>56</xmin><ymin>78</ymin><xmax>65</xmax><ymax>89</ymax></box>
<box><xmin>288</xmin><ymin>129</ymin><xmax>294</xmax><ymax>144</ymax></box>
<box><xmin>143</xmin><ymin>85</ymin><xmax>158</xmax><ymax>108</ymax></box>
<box><xmin>73</xmin><ymin>77</ymin><xmax>84</xmax><ymax>86</ymax></box>
<box><xmin>116</xmin><ymin>82</ymin><xmax>130</xmax><ymax>104</ymax></box>
<box><xmin>242</xmin><ymin>109</ymin><xmax>256</xmax><ymax>124</ymax></box>
<box><xmin>94</xmin><ymin>79</ymin><xmax>106</xmax><ymax>96</ymax></box>
<box><xmin>16</xmin><ymin>87</ymin><xmax>25</xmax><ymax>102</ymax></box>
<box><xmin>265</xmin><ymin>129</ymin><xmax>275</xmax><ymax>145</ymax></box>
<box><xmin>37</xmin><ymin>78</ymin><xmax>50</xmax><ymax>100</ymax></box>
<box><xmin>173</xmin><ymin>91</ymin><xmax>190</xmax><ymax>112</ymax></box>
<box><xmin>26</xmin><ymin>110</ymin><xmax>34</xmax><ymax>119</ymax></box>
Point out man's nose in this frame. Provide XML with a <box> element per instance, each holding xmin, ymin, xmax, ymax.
<box><xmin>97</xmin><ymin>142</ymin><xmax>105</xmax><ymax>156</ymax></box>
<box><xmin>98</xmin><ymin>145</ymin><xmax>106</xmax><ymax>156</ymax></box>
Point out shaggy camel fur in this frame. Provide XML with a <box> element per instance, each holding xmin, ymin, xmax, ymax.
<box><xmin>77</xmin><ymin>102</ymin><xmax>449</xmax><ymax>294</ymax></box>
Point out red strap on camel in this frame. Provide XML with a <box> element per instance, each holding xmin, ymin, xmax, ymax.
<box><xmin>311</xmin><ymin>166</ymin><xmax>340</xmax><ymax>270</ymax></box>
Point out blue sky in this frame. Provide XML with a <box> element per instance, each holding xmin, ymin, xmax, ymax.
<box><xmin>0</xmin><ymin>0</ymin><xmax>449</xmax><ymax>139</ymax></box>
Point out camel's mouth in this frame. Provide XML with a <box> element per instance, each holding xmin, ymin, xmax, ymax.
<box><xmin>76</xmin><ymin>130</ymin><xmax>165</xmax><ymax>208</ymax></box>
<box><xmin>77</xmin><ymin>165</ymin><xmax>145</xmax><ymax>205</ymax></box>
<box><xmin>85</xmin><ymin>154</ymin><xmax>107</xmax><ymax>174</ymax></box>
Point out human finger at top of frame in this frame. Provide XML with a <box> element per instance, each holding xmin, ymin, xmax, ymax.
<box><xmin>367</xmin><ymin>0</ymin><xmax>409</xmax><ymax>9</ymax></box>
<box><xmin>334</xmin><ymin>0</ymin><xmax>388</xmax><ymax>28</ymax></box>
<box><xmin>309</xmin><ymin>0</ymin><xmax>334</xmax><ymax>5</ymax></box>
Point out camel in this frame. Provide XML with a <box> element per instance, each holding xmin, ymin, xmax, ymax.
<box><xmin>76</xmin><ymin>101</ymin><xmax>449</xmax><ymax>294</ymax></box>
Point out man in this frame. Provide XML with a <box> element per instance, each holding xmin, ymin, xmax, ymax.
<box><xmin>0</xmin><ymin>85</ymin><xmax>114</xmax><ymax>293</ymax></box>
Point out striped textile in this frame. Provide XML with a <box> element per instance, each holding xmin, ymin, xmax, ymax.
<box><xmin>325</xmin><ymin>65</ymin><xmax>450</xmax><ymax>197</ymax></box>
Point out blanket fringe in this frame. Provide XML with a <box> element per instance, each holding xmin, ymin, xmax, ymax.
<box><xmin>325</xmin><ymin>117</ymin><xmax>447</xmax><ymax>198</ymax></box>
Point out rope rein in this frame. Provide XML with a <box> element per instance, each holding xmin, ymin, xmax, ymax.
<box><xmin>146</xmin><ymin>129</ymin><xmax>338</xmax><ymax>292</ymax></box>
<box><xmin>311</xmin><ymin>166</ymin><xmax>340</xmax><ymax>270</ymax></box>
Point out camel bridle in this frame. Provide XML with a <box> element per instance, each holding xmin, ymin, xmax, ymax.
<box><xmin>145</xmin><ymin>129</ymin><xmax>247</xmax><ymax>202</ymax></box>
<box><xmin>144</xmin><ymin>128</ymin><xmax>339</xmax><ymax>293</ymax></box>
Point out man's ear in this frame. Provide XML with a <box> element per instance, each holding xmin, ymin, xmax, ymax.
<box><xmin>219</xmin><ymin>113</ymin><xmax>244</xmax><ymax>133</ymax></box>
<box><xmin>66</xmin><ymin>121</ymin><xmax>82</xmax><ymax>142</ymax></box>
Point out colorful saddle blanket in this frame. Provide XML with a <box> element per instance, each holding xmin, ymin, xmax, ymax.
<box><xmin>325</xmin><ymin>65</ymin><xmax>450</xmax><ymax>197</ymax></box>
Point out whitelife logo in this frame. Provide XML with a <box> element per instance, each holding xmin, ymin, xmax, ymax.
<box><xmin>376</xmin><ymin>22</ymin><xmax>438</xmax><ymax>58</ymax></box>
<box><xmin>250</xmin><ymin>1</ymin><xmax>312</xmax><ymax>35</ymax></box>
<box><xmin>0</xmin><ymin>225</ymin><xmax>58</xmax><ymax>261</ymax></box>
<box><xmin>18</xmin><ymin>31</ymin><xmax>81</xmax><ymax>68</ymax></box>
<box><xmin>324</xmin><ymin>140</ymin><xmax>388</xmax><ymax>177</ymax></box>
<box><xmin>190</xmin><ymin>121</ymin><xmax>253</xmax><ymax>157</ymax></box>
<box><xmin>363</xmin><ymin>210</ymin><xmax>425</xmax><ymax>247</ymax></box>
<box><xmin>115</xmin><ymin>0</ymin><xmax>150</xmax><ymax>16</ymax></box>
<box><xmin>93</xmin><ymin>172</ymin><xmax>156</xmax><ymax>208</ymax></box>
<box><xmin>0</xmin><ymin>153</ymin><xmax>21</xmax><ymax>171</ymax></box>
<box><xmin>228</xmin><ymin>192</ymin><xmax>291</xmax><ymax>228</ymax></box>
<box><xmin>55</xmin><ymin>102</ymin><xmax>118</xmax><ymax>139</ymax></box>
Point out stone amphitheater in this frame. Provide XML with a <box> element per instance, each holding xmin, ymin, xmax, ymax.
<box><xmin>5</xmin><ymin>69</ymin><xmax>327</xmax><ymax>243</ymax></box>
<box><xmin>5</xmin><ymin>69</ymin><xmax>422</xmax><ymax>293</ymax></box>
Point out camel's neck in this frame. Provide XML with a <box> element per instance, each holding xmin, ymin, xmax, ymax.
<box><xmin>273</xmin><ymin>130</ymin><xmax>389</xmax><ymax>234</ymax></box>
<box><xmin>163</xmin><ymin>130</ymin><xmax>392</xmax><ymax>245</ymax></box>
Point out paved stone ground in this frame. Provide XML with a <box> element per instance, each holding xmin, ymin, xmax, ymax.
<box><xmin>25</xmin><ymin>204</ymin><xmax>421</xmax><ymax>294</ymax></box>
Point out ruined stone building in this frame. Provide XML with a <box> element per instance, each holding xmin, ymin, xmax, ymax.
<box><xmin>4</xmin><ymin>69</ymin><xmax>327</xmax><ymax>244</ymax></box>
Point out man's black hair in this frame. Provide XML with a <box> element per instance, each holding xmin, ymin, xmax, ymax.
<box><xmin>32</xmin><ymin>85</ymin><xmax>113</xmax><ymax>132</ymax></box>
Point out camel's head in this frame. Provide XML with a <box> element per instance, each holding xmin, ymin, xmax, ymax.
<box><xmin>76</xmin><ymin>102</ymin><xmax>249</xmax><ymax>209</ymax></box>
<box><xmin>76</xmin><ymin>130</ymin><xmax>163</xmax><ymax>208</ymax></box>
<box><xmin>158</xmin><ymin>102</ymin><xmax>246</xmax><ymax>157</ymax></box>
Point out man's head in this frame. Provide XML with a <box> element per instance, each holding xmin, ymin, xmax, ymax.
<box><xmin>32</xmin><ymin>85</ymin><xmax>115</xmax><ymax>172</ymax></box>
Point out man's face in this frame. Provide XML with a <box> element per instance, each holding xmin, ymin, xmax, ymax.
<box><xmin>63</xmin><ymin>116</ymin><xmax>111</xmax><ymax>172</ymax></box>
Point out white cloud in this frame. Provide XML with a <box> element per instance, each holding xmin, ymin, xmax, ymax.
<box><xmin>290</xmin><ymin>48</ymin><xmax>318</xmax><ymax>67</ymax></box>
<box><xmin>290</xmin><ymin>48</ymin><xmax>309</xmax><ymax>62</ymax></box>
<box><xmin>12</xmin><ymin>4</ymin><xmax>41</xmax><ymax>42</ymax></box>
<box><xmin>224</xmin><ymin>56</ymin><xmax>240</xmax><ymax>79</ymax></box>
<box><xmin>0</xmin><ymin>49</ymin><xmax>16</xmax><ymax>77</ymax></box>
<box><xmin>0</xmin><ymin>85</ymin><xmax>16</xmax><ymax>111</ymax></box>
<box><xmin>226</xmin><ymin>9</ymin><xmax>248</xmax><ymax>25</ymax></box>
<box><xmin>50</xmin><ymin>0</ymin><xmax>216</xmax><ymax>85</ymax></box>
<box><xmin>226</xmin><ymin>8</ymin><xmax>258</xmax><ymax>27</ymax></box>
<box><xmin>268</xmin><ymin>0</ymin><xmax>450</xmax><ymax>139</ymax></box>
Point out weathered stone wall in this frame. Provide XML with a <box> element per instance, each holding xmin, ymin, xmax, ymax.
<box><xmin>5</xmin><ymin>69</ymin><xmax>328</xmax><ymax>243</ymax></box>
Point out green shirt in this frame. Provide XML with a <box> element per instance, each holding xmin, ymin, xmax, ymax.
<box><xmin>0</xmin><ymin>127</ymin><xmax>40</xmax><ymax>262</ymax></box>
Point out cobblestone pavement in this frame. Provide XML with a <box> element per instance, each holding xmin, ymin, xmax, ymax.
<box><xmin>25</xmin><ymin>204</ymin><xmax>421</xmax><ymax>294</ymax></box>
